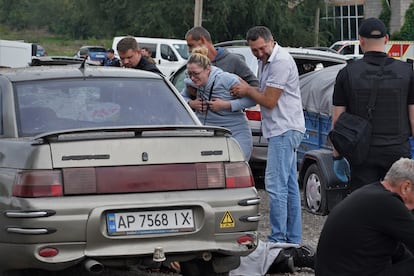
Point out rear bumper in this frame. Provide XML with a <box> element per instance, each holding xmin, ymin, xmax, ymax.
<box><xmin>0</xmin><ymin>188</ymin><xmax>260</xmax><ymax>272</ymax></box>
<box><xmin>0</xmin><ymin>231</ymin><xmax>258</xmax><ymax>272</ymax></box>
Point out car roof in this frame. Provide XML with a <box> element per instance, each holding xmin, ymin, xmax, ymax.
<box><xmin>212</xmin><ymin>40</ymin><xmax>349</xmax><ymax>77</ymax></box>
<box><xmin>0</xmin><ymin>65</ymin><xmax>163</xmax><ymax>82</ymax></box>
<box><xmin>214</xmin><ymin>40</ymin><xmax>349</xmax><ymax>61</ymax></box>
<box><xmin>286</xmin><ymin>47</ymin><xmax>349</xmax><ymax>62</ymax></box>
<box><xmin>80</xmin><ymin>45</ymin><xmax>106</xmax><ymax>50</ymax></box>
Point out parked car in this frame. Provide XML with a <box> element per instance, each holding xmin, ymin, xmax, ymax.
<box><xmin>0</xmin><ymin>65</ymin><xmax>260</xmax><ymax>275</ymax></box>
<box><xmin>74</xmin><ymin>45</ymin><xmax>107</xmax><ymax>63</ymax></box>
<box><xmin>297</xmin><ymin>64</ymin><xmax>347</xmax><ymax>215</ymax></box>
<box><xmin>170</xmin><ymin>41</ymin><xmax>349</xmax><ymax>184</ymax></box>
<box><xmin>298</xmin><ymin>64</ymin><xmax>414</xmax><ymax>216</ymax></box>
<box><xmin>329</xmin><ymin>40</ymin><xmax>364</xmax><ymax>59</ymax></box>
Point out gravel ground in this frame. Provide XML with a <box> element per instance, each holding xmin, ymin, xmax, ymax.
<box><xmin>256</xmin><ymin>188</ymin><xmax>327</xmax><ymax>276</ymax></box>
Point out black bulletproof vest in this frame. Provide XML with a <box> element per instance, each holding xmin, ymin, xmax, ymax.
<box><xmin>346</xmin><ymin>58</ymin><xmax>412</xmax><ymax>146</ymax></box>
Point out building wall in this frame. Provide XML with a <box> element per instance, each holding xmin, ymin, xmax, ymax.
<box><xmin>364</xmin><ymin>0</ymin><xmax>381</xmax><ymax>18</ymax></box>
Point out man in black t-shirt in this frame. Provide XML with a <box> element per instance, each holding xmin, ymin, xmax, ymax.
<box><xmin>116</xmin><ymin>36</ymin><xmax>163</xmax><ymax>75</ymax></box>
<box><xmin>316</xmin><ymin>158</ymin><xmax>414</xmax><ymax>276</ymax></box>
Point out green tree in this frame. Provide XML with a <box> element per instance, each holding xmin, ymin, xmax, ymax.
<box><xmin>0</xmin><ymin>0</ymin><xmax>32</xmax><ymax>30</ymax></box>
<box><xmin>0</xmin><ymin>0</ymin><xmax>334</xmax><ymax>47</ymax></box>
<box><xmin>379</xmin><ymin>0</ymin><xmax>391</xmax><ymax>31</ymax></box>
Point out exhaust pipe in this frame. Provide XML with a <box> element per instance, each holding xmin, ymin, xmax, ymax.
<box><xmin>84</xmin><ymin>258</ymin><xmax>104</xmax><ymax>274</ymax></box>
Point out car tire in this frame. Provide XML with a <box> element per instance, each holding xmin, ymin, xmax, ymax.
<box><xmin>180</xmin><ymin>259</ymin><xmax>229</xmax><ymax>276</ymax></box>
<box><xmin>303</xmin><ymin>163</ymin><xmax>328</xmax><ymax>215</ymax></box>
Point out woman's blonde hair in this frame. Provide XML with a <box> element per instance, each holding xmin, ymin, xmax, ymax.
<box><xmin>187</xmin><ymin>46</ymin><xmax>211</xmax><ymax>69</ymax></box>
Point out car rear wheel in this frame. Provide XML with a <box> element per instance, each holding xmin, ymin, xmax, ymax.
<box><xmin>303</xmin><ymin>164</ymin><xmax>328</xmax><ymax>215</ymax></box>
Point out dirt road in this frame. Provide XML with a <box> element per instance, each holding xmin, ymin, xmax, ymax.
<box><xmin>257</xmin><ymin>188</ymin><xmax>327</xmax><ymax>276</ymax></box>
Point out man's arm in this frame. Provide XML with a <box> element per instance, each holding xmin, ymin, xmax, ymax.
<box><xmin>331</xmin><ymin>105</ymin><xmax>346</xmax><ymax>157</ymax></box>
<box><xmin>231</xmin><ymin>79</ymin><xmax>281</xmax><ymax>109</ymax></box>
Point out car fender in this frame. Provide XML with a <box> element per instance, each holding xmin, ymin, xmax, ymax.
<box><xmin>299</xmin><ymin>148</ymin><xmax>349</xmax><ymax>213</ymax></box>
<box><xmin>298</xmin><ymin>148</ymin><xmax>347</xmax><ymax>191</ymax></box>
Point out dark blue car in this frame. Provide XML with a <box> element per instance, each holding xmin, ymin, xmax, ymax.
<box><xmin>75</xmin><ymin>46</ymin><xmax>107</xmax><ymax>63</ymax></box>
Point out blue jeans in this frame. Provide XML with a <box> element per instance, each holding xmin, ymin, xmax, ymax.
<box><xmin>266</xmin><ymin>130</ymin><xmax>303</xmax><ymax>244</ymax></box>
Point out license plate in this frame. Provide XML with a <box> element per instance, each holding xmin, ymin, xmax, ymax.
<box><xmin>106</xmin><ymin>209</ymin><xmax>195</xmax><ymax>236</ymax></box>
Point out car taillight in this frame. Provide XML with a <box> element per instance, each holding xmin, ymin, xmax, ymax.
<box><xmin>245</xmin><ymin>109</ymin><xmax>261</xmax><ymax>121</ymax></box>
<box><xmin>12</xmin><ymin>163</ymin><xmax>254</xmax><ymax>197</ymax></box>
<box><xmin>13</xmin><ymin>170</ymin><xmax>63</xmax><ymax>197</ymax></box>
<box><xmin>195</xmin><ymin>163</ymin><xmax>225</xmax><ymax>189</ymax></box>
<box><xmin>225</xmin><ymin>162</ymin><xmax>255</xmax><ymax>188</ymax></box>
<box><xmin>95</xmin><ymin>164</ymin><xmax>199</xmax><ymax>193</ymax></box>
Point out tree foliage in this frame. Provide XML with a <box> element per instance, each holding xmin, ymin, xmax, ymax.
<box><xmin>379</xmin><ymin>0</ymin><xmax>391</xmax><ymax>32</ymax></box>
<box><xmin>0</xmin><ymin>0</ymin><xmax>334</xmax><ymax>47</ymax></box>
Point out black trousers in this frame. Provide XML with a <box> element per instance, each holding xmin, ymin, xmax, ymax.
<box><xmin>378</xmin><ymin>243</ymin><xmax>414</xmax><ymax>276</ymax></box>
<box><xmin>349</xmin><ymin>141</ymin><xmax>411</xmax><ymax>192</ymax></box>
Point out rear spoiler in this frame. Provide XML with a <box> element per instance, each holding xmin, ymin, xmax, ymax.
<box><xmin>31</xmin><ymin>125</ymin><xmax>232</xmax><ymax>144</ymax></box>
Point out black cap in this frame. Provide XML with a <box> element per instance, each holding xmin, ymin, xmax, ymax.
<box><xmin>107</xmin><ymin>48</ymin><xmax>115</xmax><ymax>53</ymax></box>
<box><xmin>358</xmin><ymin>17</ymin><xmax>387</xmax><ymax>38</ymax></box>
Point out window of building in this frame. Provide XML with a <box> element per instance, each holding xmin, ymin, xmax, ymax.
<box><xmin>325</xmin><ymin>3</ymin><xmax>364</xmax><ymax>41</ymax></box>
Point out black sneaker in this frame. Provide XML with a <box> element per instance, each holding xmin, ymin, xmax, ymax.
<box><xmin>283</xmin><ymin>245</ymin><xmax>315</xmax><ymax>269</ymax></box>
<box><xmin>266</xmin><ymin>250</ymin><xmax>295</xmax><ymax>274</ymax></box>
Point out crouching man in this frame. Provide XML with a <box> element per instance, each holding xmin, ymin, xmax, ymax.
<box><xmin>316</xmin><ymin>158</ymin><xmax>414</xmax><ymax>275</ymax></box>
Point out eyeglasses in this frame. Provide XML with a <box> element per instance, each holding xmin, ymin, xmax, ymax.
<box><xmin>186</xmin><ymin>69</ymin><xmax>204</xmax><ymax>78</ymax></box>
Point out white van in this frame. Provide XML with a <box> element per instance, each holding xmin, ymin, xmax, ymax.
<box><xmin>0</xmin><ymin>39</ymin><xmax>34</xmax><ymax>68</ymax></box>
<box><xmin>330</xmin><ymin>40</ymin><xmax>414</xmax><ymax>61</ymax></box>
<box><xmin>329</xmin><ymin>40</ymin><xmax>363</xmax><ymax>59</ymax></box>
<box><xmin>112</xmin><ymin>36</ymin><xmax>189</xmax><ymax>77</ymax></box>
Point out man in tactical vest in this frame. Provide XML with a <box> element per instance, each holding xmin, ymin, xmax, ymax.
<box><xmin>332</xmin><ymin>17</ymin><xmax>414</xmax><ymax>192</ymax></box>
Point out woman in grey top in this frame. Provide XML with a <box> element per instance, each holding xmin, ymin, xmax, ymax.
<box><xmin>181</xmin><ymin>47</ymin><xmax>256</xmax><ymax>160</ymax></box>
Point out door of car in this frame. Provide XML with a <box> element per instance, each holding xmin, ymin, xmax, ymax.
<box><xmin>156</xmin><ymin>43</ymin><xmax>186</xmax><ymax>77</ymax></box>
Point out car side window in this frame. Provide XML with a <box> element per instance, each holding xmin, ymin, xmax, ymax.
<box><xmin>341</xmin><ymin>45</ymin><xmax>354</xmax><ymax>55</ymax></box>
<box><xmin>139</xmin><ymin>43</ymin><xmax>157</xmax><ymax>58</ymax></box>
<box><xmin>161</xmin><ymin>44</ymin><xmax>178</xmax><ymax>61</ymax></box>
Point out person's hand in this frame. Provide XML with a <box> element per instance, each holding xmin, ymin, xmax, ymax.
<box><xmin>230</xmin><ymin>79</ymin><xmax>250</xmax><ymax>97</ymax></box>
<box><xmin>207</xmin><ymin>98</ymin><xmax>230</xmax><ymax>112</ymax></box>
<box><xmin>333</xmin><ymin>156</ymin><xmax>350</xmax><ymax>183</ymax></box>
<box><xmin>189</xmin><ymin>98</ymin><xmax>207</xmax><ymax>114</ymax></box>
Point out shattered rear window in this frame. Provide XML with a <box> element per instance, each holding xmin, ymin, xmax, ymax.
<box><xmin>15</xmin><ymin>78</ymin><xmax>196</xmax><ymax>136</ymax></box>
